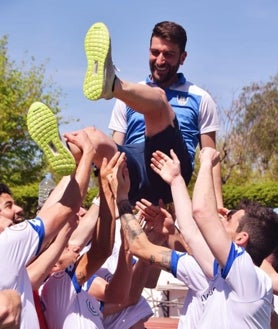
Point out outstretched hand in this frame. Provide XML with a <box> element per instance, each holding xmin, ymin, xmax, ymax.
<box><xmin>135</xmin><ymin>198</ymin><xmax>175</xmax><ymax>243</ymax></box>
<box><xmin>104</xmin><ymin>152</ymin><xmax>130</xmax><ymax>202</ymax></box>
<box><xmin>150</xmin><ymin>149</ymin><xmax>181</xmax><ymax>185</ymax></box>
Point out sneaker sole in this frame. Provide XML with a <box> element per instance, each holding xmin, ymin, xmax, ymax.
<box><xmin>83</xmin><ymin>22</ymin><xmax>110</xmax><ymax>100</ymax></box>
<box><xmin>27</xmin><ymin>102</ymin><xmax>76</xmax><ymax>176</ymax></box>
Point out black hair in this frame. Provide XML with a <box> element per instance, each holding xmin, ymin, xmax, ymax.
<box><xmin>151</xmin><ymin>21</ymin><xmax>187</xmax><ymax>53</ymax></box>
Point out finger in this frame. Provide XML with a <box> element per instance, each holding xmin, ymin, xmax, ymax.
<box><xmin>135</xmin><ymin>201</ymin><xmax>146</xmax><ymax>211</ymax></box>
<box><xmin>106</xmin><ymin>151</ymin><xmax>122</xmax><ymax>169</ymax></box>
<box><xmin>116</xmin><ymin>152</ymin><xmax>126</xmax><ymax>166</ymax></box>
<box><xmin>137</xmin><ymin>199</ymin><xmax>159</xmax><ymax>214</ymax></box>
<box><xmin>153</xmin><ymin>150</ymin><xmax>165</xmax><ymax>158</ymax></box>
<box><xmin>150</xmin><ymin>158</ymin><xmax>162</xmax><ymax>169</ymax></box>
<box><xmin>140</xmin><ymin>198</ymin><xmax>153</xmax><ymax>207</ymax></box>
<box><xmin>100</xmin><ymin>157</ymin><xmax>108</xmax><ymax>176</ymax></box>
<box><xmin>150</xmin><ymin>163</ymin><xmax>160</xmax><ymax>174</ymax></box>
<box><xmin>160</xmin><ymin>207</ymin><xmax>171</xmax><ymax>218</ymax></box>
<box><xmin>151</xmin><ymin>151</ymin><xmax>164</xmax><ymax>162</ymax></box>
<box><xmin>170</xmin><ymin>149</ymin><xmax>178</xmax><ymax>161</ymax></box>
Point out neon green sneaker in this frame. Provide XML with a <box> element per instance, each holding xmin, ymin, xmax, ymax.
<box><xmin>83</xmin><ymin>22</ymin><xmax>115</xmax><ymax>100</ymax></box>
<box><xmin>27</xmin><ymin>102</ymin><xmax>76</xmax><ymax>176</ymax></box>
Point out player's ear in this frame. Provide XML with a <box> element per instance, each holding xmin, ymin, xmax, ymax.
<box><xmin>180</xmin><ymin>51</ymin><xmax>187</xmax><ymax>65</ymax></box>
<box><xmin>235</xmin><ymin>231</ymin><xmax>249</xmax><ymax>247</ymax></box>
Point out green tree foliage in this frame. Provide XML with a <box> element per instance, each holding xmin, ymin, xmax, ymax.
<box><xmin>219</xmin><ymin>74</ymin><xmax>278</xmax><ymax>184</ymax></box>
<box><xmin>222</xmin><ymin>181</ymin><xmax>278</xmax><ymax>209</ymax></box>
<box><xmin>0</xmin><ymin>35</ymin><xmax>63</xmax><ymax>185</ymax></box>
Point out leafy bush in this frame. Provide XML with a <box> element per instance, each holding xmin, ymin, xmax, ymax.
<box><xmin>223</xmin><ymin>181</ymin><xmax>278</xmax><ymax>209</ymax></box>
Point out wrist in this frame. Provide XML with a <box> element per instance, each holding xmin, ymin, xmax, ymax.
<box><xmin>200</xmin><ymin>159</ymin><xmax>214</xmax><ymax>168</ymax></box>
<box><xmin>170</xmin><ymin>174</ymin><xmax>184</xmax><ymax>187</ymax></box>
<box><xmin>117</xmin><ymin>199</ymin><xmax>133</xmax><ymax>216</ymax></box>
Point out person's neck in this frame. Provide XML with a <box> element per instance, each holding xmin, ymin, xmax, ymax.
<box><xmin>151</xmin><ymin>74</ymin><xmax>179</xmax><ymax>89</ymax></box>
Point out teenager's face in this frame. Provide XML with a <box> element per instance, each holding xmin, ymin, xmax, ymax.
<box><xmin>149</xmin><ymin>36</ymin><xmax>186</xmax><ymax>88</ymax></box>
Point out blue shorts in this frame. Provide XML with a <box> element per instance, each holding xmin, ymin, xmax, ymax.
<box><xmin>117</xmin><ymin>117</ymin><xmax>192</xmax><ymax>205</ymax></box>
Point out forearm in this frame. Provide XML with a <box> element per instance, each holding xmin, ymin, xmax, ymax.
<box><xmin>102</xmin><ymin>244</ymin><xmax>133</xmax><ymax>303</ymax></box>
<box><xmin>169</xmin><ymin>169</ymin><xmax>216</xmax><ymax>276</ymax></box>
<box><xmin>213</xmin><ymin>161</ymin><xmax>223</xmax><ymax>208</ymax></box>
<box><xmin>170</xmin><ymin>175</ymin><xmax>201</xmax><ymax>245</ymax></box>
<box><xmin>59</xmin><ymin>146</ymin><xmax>94</xmax><ymax>211</ymax></box>
<box><xmin>96</xmin><ymin>174</ymin><xmax>116</xmax><ymax>255</ymax></box>
<box><xmin>128</xmin><ymin>259</ymin><xmax>154</xmax><ymax>303</ymax></box>
<box><xmin>69</xmin><ymin>201</ymin><xmax>100</xmax><ymax>249</ymax></box>
<box><xmin>118</xmin><ymin>200</ymin><xmax>172</xmax><ymax>272</ymax></box>
<box><xmin>39</xmin><ymin>176</ymin><xmax>70</xmax><ymax>211</ymax></box>
<box><xmin>192</xmin><ymin>156</ymin><xmax>230</xmax><ymax>268</ymax></box>
<box><xmin>75</xmin><ymin>181</ymin><xmax>116</xmax><ymax>285</ymax></box>
<box><xmin>192</xmin><ymin>160</ymin><xmax>217</xmax><ymax>224</ymax></box>
<box><xmin>0</xmin><ymin>290</ymin><xmax>21</xmax><ymax>329</ymax></box>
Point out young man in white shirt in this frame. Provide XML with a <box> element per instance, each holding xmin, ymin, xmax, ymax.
<box><xmin>107</xmin><ymin>149</ymin><xmax>278</xmax><ymax>328</ymax></box>
<box><xmin>0</xmin><ymin>109</ymin><xmax>95</xmax><ymax>329</ymax></box>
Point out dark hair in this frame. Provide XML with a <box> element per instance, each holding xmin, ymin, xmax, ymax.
<box><xmin>0</xmin><ymin>183</ymin><xmax>11</xmax><ymax>196</ymax></box>
<box><xmin>236</xmin><ymin>199</ymin><xmax>278</xmax><ymax>266</ymax></box>
<box><xmin>150</xmin><ymin>21</ymin><xmax>187</xmax><ymax>53</ymax></box>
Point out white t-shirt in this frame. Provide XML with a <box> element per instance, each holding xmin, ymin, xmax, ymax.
<box><xmin>41</xmin><ymin>264</ymin><xmax>104</xmax><ymax>329</ymax></box>
<box><xmin>0</xmin><ymin>218</ymin><xmax>45</xmax><ymax>329</ymax></box>
<box><xmin>172</xmin><ymin>243</ymin><xmax>273</xmax><ymax>328</ymax></box>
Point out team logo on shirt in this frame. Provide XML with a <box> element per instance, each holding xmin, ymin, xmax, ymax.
<box><xmin>177</xmin><ymin>95</ymin><xmax>188</xmax><ymax>106</ymax></box>
<box><xmin>86</xmin><ymin>299</ymin><xmax>100</xmax><ymax>316</ymax></box>
<box><xmin>201</xmin><ymin>287</ymin><xmax>216</xmax><ymax>302</ymax></box>
<box><xmin>9</xmin><ymin>221</ymin><xmax>28</xmax><ymax>231</ymax></box>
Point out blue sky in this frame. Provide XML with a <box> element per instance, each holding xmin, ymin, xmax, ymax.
<box><xmin>1</xmin><ymin>0</ymin><xmax>277</xmax><ymax>135</ymax></box>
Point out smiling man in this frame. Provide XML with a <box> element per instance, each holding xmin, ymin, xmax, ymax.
<box><xmin>0</xmin><ymin>183</ymin><xmax>23</xmax><ymax>227</ymax></box>
<box><xmin>108</xmin><ymin>21</ymin><xmax>223</xmax><ymax>208</ymax></box>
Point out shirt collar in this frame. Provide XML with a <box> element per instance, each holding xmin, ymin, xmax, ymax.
<box><xmin>146</xmin><ymin>72</ymin><xmax>186</xmax><ymax>88</ymax></box>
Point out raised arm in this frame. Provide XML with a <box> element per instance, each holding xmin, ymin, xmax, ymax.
<box><xmin>192</xmin><ymin>147</ymin><xmax>231</xmax><ymax>268</ymax></box>
<box><xmin>67</xmin><ymin>201</ymin><xmax>100</xmax><ymax>250</ymax></box>
<box><xmin>151</xmin><ymin>149</ymin><xmax>214</xmax><ymax>276</ymax></box>
<box><xmin>75</xmin><ymin>153</ymin><xmax>121</xmax><ymax>285</ymax></box>
<box><xmin>88</xmin><ymin>227</ymin><xmax>133</xmax><ymax>315</ymax></box>
<box><xmin>200</xmin><ymin>132</ymin><xmax>223</xmax><ymax>208</ymax></box>
<box><xmin>109</xmin><ymin>152</ymin><xmax>173</xmax><ymax>272</ymax></box>
<box><xmin>38</xmin><ymin>130</ymin><xmax>95</xmax><ymax>250</ymax></box>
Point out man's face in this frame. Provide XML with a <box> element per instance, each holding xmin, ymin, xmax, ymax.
<box><xmin>149</xmin><ymin>36</ymin><xmax>186</xmax><ymax>88</ymax></box>
<box><xmin>220</xmin><ymin>209</ymin><xmax>245</xmax><ymax>240</ymax></box>
<box><xmin>0</xmin><ymin>193</ymin><xmax>23</xmax><ymax>229</ymax></box>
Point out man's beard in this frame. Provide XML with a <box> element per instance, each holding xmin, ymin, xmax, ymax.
<box><xmin>149</xmin><ymin>61</ymin><xmax>180</xmax><ymax>85</ymax></box>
